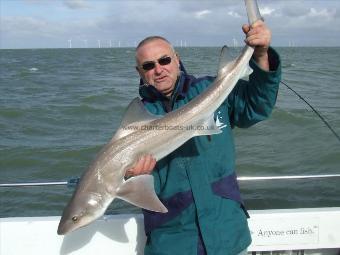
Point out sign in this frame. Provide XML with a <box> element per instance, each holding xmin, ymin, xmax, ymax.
<box><xmin>249</xmin><ymin>217</ymin><xmax>320</xmax><ymax>246</ymax></box>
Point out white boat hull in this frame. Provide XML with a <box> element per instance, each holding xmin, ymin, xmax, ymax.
<box><xmin>1</xmin><ymin>208</ymin><xmax>340</xmax><ymax>254</ymax></box>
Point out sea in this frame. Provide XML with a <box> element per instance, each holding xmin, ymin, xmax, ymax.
<box><xmin>0</xmin><ymin>47</ymin><xmax>339</xmax><ymax>218</ymax></box>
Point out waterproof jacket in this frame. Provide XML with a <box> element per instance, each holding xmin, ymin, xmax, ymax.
<box><xmin>139</xmin><ymin>47</ymin><xmax>281</xmax><ymax>255</ymax></box>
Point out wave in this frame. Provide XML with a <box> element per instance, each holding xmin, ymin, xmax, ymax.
<box><xmin>29</xmin><ymin>67</ymin><xmax>39</xmax><ymax>72</ymax></box>
<box><xmin>273</xmin><ymin>107</ymin><xmax>317</xmax><ymax>125</ymax></box>
<box><xmin>0</xmin><ymin>108</ymin><xmax>24</xmax><ymax>118</ymax></box>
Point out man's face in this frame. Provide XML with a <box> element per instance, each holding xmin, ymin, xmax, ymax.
<box><xmin>136</xmin><ymin>39</ymin><xmax>180</xmax><ymax>97</ymax></box>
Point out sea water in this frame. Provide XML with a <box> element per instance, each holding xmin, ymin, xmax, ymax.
<box><xmin>0</xmin><ymin>47</ymin><xmax>339</xmax><ymax>217</ymax></box>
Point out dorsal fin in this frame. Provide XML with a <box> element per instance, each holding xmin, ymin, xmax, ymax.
<box><xmin>217</xmin><ymin>45</ymin><xmax>235</xmax><ymax>78</ymax></box>
<box><xmin>120</xmin><ymin>97</ymin><xmax>160</xmax><ymax>127</ymax></box>
<box><xmin>111</xmin><ymin>97</ymin><xmax>161</xmax><ymax>141</ymax></box>
<box><xmin>217</xmin><ymin>45</ymin><xmax>253</xmax><ymax>79</ymax></box>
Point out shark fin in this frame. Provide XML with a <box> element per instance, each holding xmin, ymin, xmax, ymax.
<box><xmin>217</xmin><ymin>46</ymin><xmax>253</xmax><ymax>79</ymax></box>
<box><xmin>116</xmin><ymin>175</ymin><xmax>168</xmax><ymax>213</ymax></box>
<box><xmin>217</xmin><ymin>45</ymin><xmax>235</xmax><ymax>78</ymax></box>
<box><xmin>121</xmin><ymin>97</ymin><xmax>161</xmax><ymax>125</ymax></box>
<box><xmin>193</xmin><ymin>115</ymin><xmax>222</xmax><ymax>136</ymax></box>
<box><xmin>111</xmin><ymin>98</ymin><xmax>161</xmax><ymax>141</ymax></box>
<box><xmin>242</xmin><ymin>63</ymin><xmax>253</xmax><ymax>78</ymax></box>
<box><xmin>245</xmin><ymin>0</ymin><xmax>264</xmax><ymax>25</ymax></box>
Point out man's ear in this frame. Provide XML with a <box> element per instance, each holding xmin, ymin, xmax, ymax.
<box><xmin>175</xmin><ymin>53</ymin><xmax>180</xmax><ymax>67</ymax></box>
<box><xmin>136</xmin><ymin>67</ymin><xmax>147</xmax><ymax>85</ymax></box>
<box><xmin>175</xmin><ymin>52</ymin><xmax>180</xmax><ymax>60</ymax></box>
<box><xmin>136</xmin><ymin>66</ymin><xmax>143</xmax><ymax>77</ymax></box>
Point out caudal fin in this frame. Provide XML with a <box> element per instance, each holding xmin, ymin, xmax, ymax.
<box><xmin>244</xmin><ymin>0</ymin><xmax>263</xmax><ymax>25</ymax></box>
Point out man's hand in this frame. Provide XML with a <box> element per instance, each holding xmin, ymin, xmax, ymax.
<box><xmin>125</xmin><ymin>155</ymin><xmax>156</xmax><ymax>177</ymax></box>
<box><xmin>242</xmin><ymin>20</ymin><xmax>271</xmax><ymax>71</ymax></box>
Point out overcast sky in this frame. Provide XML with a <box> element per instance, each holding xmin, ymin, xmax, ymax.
<box><xmin>1</xmin><ymin>0</ymin><xmax>339</xmax><ymax>49</ymax></box>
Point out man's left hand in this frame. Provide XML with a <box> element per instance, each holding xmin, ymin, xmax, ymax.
<box><xmin>242</xmin><ymin>20</ymin><xmax>271</xmax><ymax>71</ymax></box>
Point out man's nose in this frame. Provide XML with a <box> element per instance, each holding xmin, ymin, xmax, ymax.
<box><xmin>154</xmin><ymin>63</ymin><xmax>162</xmax><ymax>74</ymax></box>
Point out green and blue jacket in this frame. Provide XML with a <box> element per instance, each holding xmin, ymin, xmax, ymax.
<box><xmin>139</xmin><ymin>47</ymin><xmax>281</xmax><ymax>255</ymax></box>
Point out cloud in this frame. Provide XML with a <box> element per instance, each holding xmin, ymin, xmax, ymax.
<box><xmin>1</xmin><ymin>0</ymin><xmax>340</xmax><ymax>48</ymax></box>
<box><xmin>227</xmin><ymin>11</ymin><xmax>241</xmax><ymax>18</ymax></box>
<box><xmin>63</xmin><ymin>0</ymin><xmax>90</xmax><ymax>9</ymax></box>
<box><xmin>308</xmin><ymin>7</ymin><xmax>336</xmax><ymax>18</ymax></box>
<box><xmin>194</xmin><ymin>10</ymin><xmax>212</xmax><ymax>19</ymax></box>
<box><xmin>1</xmin><ymin>16</ymin><xmax>60</xmax><ymax>38</ymax></box>
<box><xmin>178</xmin><ymin>0</ymin><xmax>239</xmax><ymax>13</ymax></box>
<box><xmin>260</xmin><ymin>7</ymin><xmax>275</xmax><ymax>16</ymax></box>
<box><xmin>280</xmin><ymin>5</ymin><xmax>310</xmax><ymax>18</ymax></box>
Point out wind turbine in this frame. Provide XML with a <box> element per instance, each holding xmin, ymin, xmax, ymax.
<box><xmin>83</xmin><ymin>39</ymin><xmax>88</xmax><ymax>48</ymax></box>
<box><xmin>109</xmin><ymin>40</ymin><xmax>112</xmax><ymax>48</ymax></box>
<box><xmin>97</xmin><ymin>40</ymin><xmax>101</xmax><ymax>48</ymax></box>
<box><xmin>68</xmin><ymin>39</ymin><xmax>72</xmax><ymax>48</ymax></box>
<box><xmin>233</xmin><ymin>38</ymin><xmax>238</xmax><ymax>47</ymax></box>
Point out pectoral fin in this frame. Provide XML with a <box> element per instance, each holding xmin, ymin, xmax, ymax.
<box><xmin>116</xmin><ymin>175</ymin><xmax>168</xmax><ymax>213</ymax></box>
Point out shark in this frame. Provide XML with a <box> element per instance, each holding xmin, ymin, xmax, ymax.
<box><xmin>57</xmin><ymin>0</ymin><xmax>263</xmax><ymax>235</ymax></box>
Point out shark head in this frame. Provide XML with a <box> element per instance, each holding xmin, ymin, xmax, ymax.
<box><xmin>57</xmin><ymin>190</ymin><xmax>111</xmax><ymax>235</ymax></box>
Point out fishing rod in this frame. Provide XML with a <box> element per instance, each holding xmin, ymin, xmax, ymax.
<box><xmin>0</xmin><ymin>177</ymin><xmax>80</xmax><ymax>188</ymax></box>
<box><xmin>280</xmin><ymin>80</ymin><xmax>340</xmax><ymax>143</ymax></box>
<box><xmin>1</xmin><ymin>174</ymin><xmax>340</xmax><ymax>188</ymax></box>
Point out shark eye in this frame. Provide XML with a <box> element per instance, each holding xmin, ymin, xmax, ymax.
<box><xmin>72</xmin><ymin>216</ymin><xmax>79</xmax><ymax>222</ymax></box>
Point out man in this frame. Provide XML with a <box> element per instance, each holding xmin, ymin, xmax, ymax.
<box><xmin>127</xmin><ymin>20</ymin><xmax>281</xmax><ymax>255</ymax></box>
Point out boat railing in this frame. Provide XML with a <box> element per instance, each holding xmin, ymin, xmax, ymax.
<box><xmin>1</xmin><ymin>174</ymin><xmax>340</xmax><ymax>188</ymax></box>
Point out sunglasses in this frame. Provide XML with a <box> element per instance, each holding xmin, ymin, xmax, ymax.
<box><xmin>141</xmin><ymin>56</ymin><xmax>172</xmax><ymax>71</ymax></box>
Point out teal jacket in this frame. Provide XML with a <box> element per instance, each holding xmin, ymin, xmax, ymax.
<box><xmin>139</xmin><ymin>47</ymin><xmax>281</xmax><ymax>255</ymax></box>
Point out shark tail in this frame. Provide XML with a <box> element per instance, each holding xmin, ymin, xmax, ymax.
<box><xmin>244</xmin><ymin>0</ymin><xmax>263</xmax><ymax>25</ymax></box>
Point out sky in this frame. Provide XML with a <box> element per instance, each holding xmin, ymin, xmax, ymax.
<box><xmin>1</xmin><ymin>0</ymin><xmax>339</xmax><ymax>49</ymax></box>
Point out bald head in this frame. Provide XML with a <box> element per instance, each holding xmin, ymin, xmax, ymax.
<box><xmin>136</xmin><ymin>36</ymin><xmax>172</xmax><ymax>52</ymax></box>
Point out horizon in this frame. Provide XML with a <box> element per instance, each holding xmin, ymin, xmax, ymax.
<box><xmin>1</xmin><ymin>45</ymin><xmax>340</xmax><ymax>50</ymax></box>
